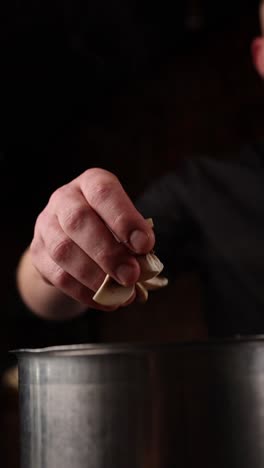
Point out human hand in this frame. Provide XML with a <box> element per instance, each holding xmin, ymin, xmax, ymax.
<box><xmin>29</xmin><ymin>168</ymin><xmax>155</xmax><ymax>311</ymax></box>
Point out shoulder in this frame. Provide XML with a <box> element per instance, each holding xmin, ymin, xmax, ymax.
<box><xmin>174</xmin><ymin>143</ymin><xmax>264</xmax><ymax>188</ymax></box>
<box><xmin>136</xmin><ymin>143</ymin><xmax>264</xmax><ymax>212</ymax></box>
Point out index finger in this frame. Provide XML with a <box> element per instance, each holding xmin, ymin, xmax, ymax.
<box><xmin>78</xmin><ymin>168</ymin><xmax>155</xmax><ymax>254</ymax></box>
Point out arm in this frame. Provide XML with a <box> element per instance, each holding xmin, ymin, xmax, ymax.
<box><xmin>16</xmin><ymin>168</ymin><xmax>155</xmax><ymax>320</ymax></box>
<box><xmin>135</xmin><ymin>168</ymin><xmax>201</xmax><ymax>279</ymax></box>
<box><xmin>16</xmin><ymin>247</ymin><xmax>88</xmax><ymax>320</ymax></box>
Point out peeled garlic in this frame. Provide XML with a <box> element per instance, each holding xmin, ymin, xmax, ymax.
<box><xmin>93</xmin><ymin>252</ymin><xmax>166</xmax><ymax>307</ymax></box>
<box><xmin>141</xmin><ymin>275</ymin><xmax>169</xmax><ymax>291</ymax></box>
<box><xmin>135</xmin><ymin>282</ymin><xmax>149</xmax><ymax>303</ymax></box>
<box><xmin>137</xmin><ymin>252</ymin><xmax>164</xmax><ymax>282</ymax></box>
<box><xmin>92</xmin><ymin>219</ymin><xmax>168</xmax><ymax>307</ymax></box>
<box><xmin>92</xmin><ymin>274</ymin><xmax>135</xmax><ymax>306</ymax></box>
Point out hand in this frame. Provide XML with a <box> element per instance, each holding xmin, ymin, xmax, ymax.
<box><xmin>29</xmin><ymin>168</ymin><xmax>155</xmax><ymax>311</ymax></box>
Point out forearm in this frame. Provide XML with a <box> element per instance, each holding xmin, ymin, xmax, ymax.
<box><xmin>16</xmin><ymin>247</ymin><xmax>88</xmax><ymax>320</ymax></box>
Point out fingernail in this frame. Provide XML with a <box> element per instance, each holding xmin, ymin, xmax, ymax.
<box><xmin>129</xmin><ymin>229</ymin><xmax>151</xmax><ymax>252</ymax></box>
<box><xmin>116</xmin><ymin>264</ymin><xmax>137</xmax><ymax>285</ymax></box>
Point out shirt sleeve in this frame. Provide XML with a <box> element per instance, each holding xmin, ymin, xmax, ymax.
<box><xmin>134</xmin><ymin>160</ymin><xmax>202</xmax><ymax>279</ymax></box>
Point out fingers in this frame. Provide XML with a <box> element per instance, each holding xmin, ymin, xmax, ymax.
<box><xmin>77</xmin><ymin>168</ymin><xmax>155</xmax><ymax>253</ymax></box>
<box><xmin>49</xmin><ymin>186</ymin><xmax>140</xmax><ymax>284</ymax></box>
<box><xmin>36</xmin><ymin>212</ymin><xmax>106</xmax><ymax>291</ymax></box>
<box><xmin>30</xmin><ymin>167</ymin><xmax>156</xmax><ymax>314</ymax></box>
<box><xmin>30</xmin><ymin>238</ymin><xmax>120</xmax><ymax>312</ymax></box>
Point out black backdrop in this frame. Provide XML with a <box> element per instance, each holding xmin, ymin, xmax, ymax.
<box><xmin>0</xmin><ymin>0</ymin><xmax>260</xmax><ymax>354</ymax></box>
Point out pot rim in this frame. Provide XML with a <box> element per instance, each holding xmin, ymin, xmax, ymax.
<box><xmin>10</xmin><ymin>334</ymin><xmax>264</xmax><ymax>357</ymax></box>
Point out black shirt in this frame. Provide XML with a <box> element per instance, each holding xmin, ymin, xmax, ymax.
<box><xmin>136</xmin><ymin>143</ymin><xmax>264</xmax><ymax>338</ymax></box>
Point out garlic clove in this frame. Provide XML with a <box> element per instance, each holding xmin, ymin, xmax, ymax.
<box><xmin>146</xmin><ymin>217</ymin><xmax>154</xmax><ymax>228</ymax></box>
<box><xmin>141</xmin><ymin>275</ymin><xmax>169</xmax><ymax>291</ymax></box>
<box><xmin>135</xmin><ymin>282</ymin><xmax>149</xmax><ymax>303</ymax></box>
<box><xmin>93</xmin><ymin>218</ymin><xmax>167</xmax><ymax>307</ymax></box>
<box><xmin>93</xmin><ymin>274</ymin><xmax>135</xmax><ymax>306</ymax></box>
<box><xmin>137</xmin><ymin>252</ymin><xmax>164</xmax><ymax>282</ymax></box>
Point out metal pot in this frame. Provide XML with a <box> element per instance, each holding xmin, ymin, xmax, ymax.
<box><xmin>14</xmin><ymin>337</ymin><xmax>264</xmax><ymax>468</ymax></box>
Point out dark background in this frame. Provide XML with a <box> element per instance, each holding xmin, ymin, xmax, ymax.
<box><xmin>0</xmin><ymin>0</ymin><xmax>263</xmax><ymax>466</ymax></box>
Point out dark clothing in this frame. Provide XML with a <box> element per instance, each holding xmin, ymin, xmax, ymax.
<box><xmin>136</xmin><ymin>143</ymin><xmax>264</xmax><ymax>338</ymax></box>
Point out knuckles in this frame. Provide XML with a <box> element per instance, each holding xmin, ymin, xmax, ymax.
<box><xmin>48</xmin><ymin>237</ymin><xmax>73</xmax><ymax>264</ymax></box>
<box><xmin>61</xmin><ymin>205</ymin><xmax>89</xmax><ymax>233</ymax></box>
<box><xmin>81</xmin><ymin>168</ymin><xmax>119</xmax><ymax>206</ymax></box>
<box><xmin>51</xmin><ymin>267</ymin><xmax>71</xmax><ymax>289</ymax></box>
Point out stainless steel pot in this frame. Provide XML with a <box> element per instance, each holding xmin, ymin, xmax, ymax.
<box><xmin>14</xmin><ymin>337</ymin><xmax>264</xmax><ymax>468</ymax></box>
